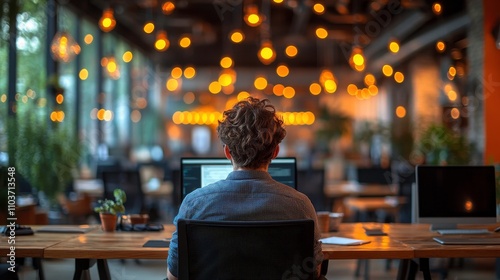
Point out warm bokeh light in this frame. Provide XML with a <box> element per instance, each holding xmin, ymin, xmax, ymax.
<box><xmin>143</xmin><ymin>22</ymin><xmax>155</xmax><ymax>34</ymax></box>
<box><xmin>388</xmin><ymin>40</ymin><xmax>400</xmax><ymax>53</ymax></box>
<box><xmin>230</xmin><ymin>29</ymin><xmax>244</xmax><ymax>43</ymax></box>
<box><xmin>394</xmin><ymin>71</ymin><xmax>405</xmax><ymax>83</ymax></box>
<box><xmin>171</xmin><ymin>67</ymin><xmax>183</xmax><ymax>79</ymax></box>
<box><xmin>172</xmin><ymin>111</ymin><xmax>223</xmax><ymax>125</ymax></box>
<box><xmin>244</xmin><ymin>5</ymin><xmax>262</xmax><ymax>27</ymax></box>
<box><xmin>447</xmin><ymin>90</ymin><xmax>457</xmax><ymax>101</ymax></box>
<box><xmin>309</xmin><ymin>83</ymin><xmax>322</xmax><ymax>95</ymax></box>
<box><xmin>323</xmin><ymin>79</ymin><xmax>337</xmax><ymax>93</ymax></box>
<box><xmin>436</xmin><ymin>41</ymin><xmax>446</xmax><ymax>53</ymax></box>
<box><xmin>396</xmin><ymin>106</ymin><xmax>406</xmax><ymax>118</ymax></box>
<box><xmin>166</xmin><ymin>78</ymin><xmax>180</xmax><ymax>91</ymax></box>
<box><xmin>368</xmin><ymin>85</ymin><xmax>379</xmax><ymax>95</ymax></box>
<box><xmin>280</xmin><ymin>111</ymin><xmax>315</xmax><ymax>125</ymax></box>
<box><xmin>382</xmin><ymin>64</ymin><xmax>393</xmax><ymax>76</ymax></box>
<box><xmin>56</xmin><ymin>94</ymin><xmax>64</xmax><ymax>104</ymax></box>
<box><xmin>273</xmin><ymin>84</ymin><xmax>284</xmax><ymax>96</ymax></box>
<box><xmin>122</xmin><ymin>51</ymin><xmax>133</xmax><ymax>63</ymax></box>
<box><xmin>283</xmin><ymin>86</ymin><xmax>295</xmax><ymax>98</ymax></box>
<box><xmin>99</xmin><ymin>9</ymin><xmax>116</xmax><ymax>32</ymax></box>
<box><xmin>218</xmin><ymin>72</ymin><xmax>233</xmax><ymax>87</ymax></box>
<box><xmin>179</xmin><ymin>36</ymin><xmax>191</xmax><ymax>48</ymax></box>
<box><xmin>285</xmin><ymin>45</ymin><xmax>298</xmax><ymax>57</ymax></box>
<box><xmin>0</xmin><ymin>94</ymin><xmax>6</xmax><ymax>103</ymax></box>
<box><xmin>237</xmin><ymin>91</ymin><xmax>251</xmax><ymax>100</ymax></box>
<box><xmin>183</xmin><ymin>66</ymin><xmax>196</xmax><ymax>79</ymax></box>
<box><xmin>254</xmin><ymin>76</ymin><xmax>268</xmax><ymax>90</ymax></box>
<box><xmin>313</xmin><ymin>3</ymin><xmax>325</xmax><ymax>14</ymax></box>
<box><xmin>276</xmin><ymin>64</ymin><xmax>289</xmax><ymax>77</ymax></box>
<box><xmin>155</xmin><ymin>31</ymin><xmax>170</xmax><ymax>52</ymax></box>
<box><xmin>349</xmin><ymin>46</ymin><xmax>365</xmax><ymax>71</ymax></box>
<box><xmin>450</xmin><ymin>108</ymin><xmax>460</xmax><ymax>119</ymax></box>
<box><xmin>364</xmin><ymin>73</ymin><xmax>376</xmax><ymax>86</ymax></box>
<box><xmin>258</xmin><ymin>41</ymin><xmax>276</xmax><ymax>65</ymax></box>
<box><xmin>432</xmin><ymin>2</ymin><xmax>442</xmax><ymax>15</ymax></box>
<box><xmin>208</xmin><ymin>81</ymin><xmax>222</xmax><ymax>94</ymax></box>
<box><xmin>448</xmin><ymin>66</ymin><xmax>457</xmax><ymax>77</ymax></box>
<box><xmin>315</xmin><ymin>27</ymin><xmax>328</xmax><ymax>39</ymax></box>
<box><xmin>347</xmin><ymin>84</ymin><xmax>358</xmax><ymax>95</ymax></box>
<box><xmin>162</xmin><ymin>1</ymin><xmax>175</xmax><ymax>15</ymax></box>
<box><xmin>84</xmin><ymin>34</ymin><xmax>93</xmax><ymax>44</ymax></box>
<box><xmin>220</xmin><ymin>56</ymin><xmax>233</xmax><ymax>68</ymax></box>
<box><xmin>79</xmin><ymin>68</ymin><xmax>89</xmax><ymax>80</ymax></box>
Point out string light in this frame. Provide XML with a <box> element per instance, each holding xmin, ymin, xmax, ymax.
<box><xmin>99</xmin><ymin>8</ymin><xmax>116</xmax><ymax>32</ymax></box>
<box><xmin>257</xmin><ymin>41</ymin><xmax>276</xmax><ymax>65</ymax></box>
<box><xmin>50</xmin><ymin>31</ymin><xmax>80</xmax><ymax>62</ymax></box>
<box><xmin>155</xmin><ymin>30</ymin><xmax>170</xmax><ymax>51</ymax></box>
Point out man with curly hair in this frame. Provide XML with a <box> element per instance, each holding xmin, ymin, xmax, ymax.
<box><xmin>167</xmin><ymin>97</ymin><xmax>324</xmax><ymax>279</ymax></box>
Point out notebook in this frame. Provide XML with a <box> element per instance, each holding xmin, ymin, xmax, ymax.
<box><xmin>320</xmin><ymin>236</ymin><xmax>371</xmax><ymax>245</ymax></box>
<box><xmin>433</xmin><ymin>237</ymin><xmax>500</xmax><ymax>245</ymax></box>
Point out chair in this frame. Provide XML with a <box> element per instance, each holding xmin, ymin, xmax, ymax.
<box><xmin>297</xmin><ymin>168</ymin><xmax>328</xmax><ymax>211</ymax></box>
<box><xmin>100</xmin><ymin>169</ymin><xmax>146</xmax><ymax>215</ymax></box>
<box><xmin>177</xmin><ymin>219</ymin><xmax>316</xmax><ymax>280</ymax></box>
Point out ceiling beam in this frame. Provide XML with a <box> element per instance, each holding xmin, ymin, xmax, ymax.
<box><xmin>368</xmin><ymin>12</ymin><xmax>470</xmax><ymax>73</ymax></box>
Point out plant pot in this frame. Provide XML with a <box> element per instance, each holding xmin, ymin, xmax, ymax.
<box><xmin>99</xmin><ymin>213</ymin><xmax>118</xmax><ymax>232</ymax></box>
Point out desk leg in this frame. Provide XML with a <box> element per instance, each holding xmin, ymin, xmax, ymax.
<box><xmin>396</xmin><ymin>259</ymin><xmax>418</xmax><ymax>280</ymax></box>
<box><xmin>74</xmin><ymin>259</ymin><xmax>96</xmax><ymax>280</ymax></box>
<box><xmin>97</xmin><ymin>259</ymin><xmax>111</xmax><ymax>280</ymax></box>
<box><xmin>419</xmin><ymin>258</ymin><xmax>432</xmax><ymax>280</ymax></box>
<box><xmin>33</xmin><ymin>258</ymin><xmax>44</xmax><ymax>280</ymax></box>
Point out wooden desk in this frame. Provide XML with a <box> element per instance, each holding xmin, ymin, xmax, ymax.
<box><xmin>324</xmin><ymin>180</ymin><xmax>398</xmax><ymax>215</ymax></box>
<box><xmin>44</xmin><ymin>225</ymin><xmax>174</xmax><ymax>259</ymax></box>
<box><xmin>343</xmin><ymin>196</ymin><xmax>407</xmax><ymax>222</ymax></box>
<box><xmin>6</xmin><ymin>223</ymin><xmax>500</xmax><ymax>280</ymax></box>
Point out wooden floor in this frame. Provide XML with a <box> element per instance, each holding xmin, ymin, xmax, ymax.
<box><xmin>16</xmin><ymin>257</ymin><xmax>497</xmax><ymax>279</ymax></box>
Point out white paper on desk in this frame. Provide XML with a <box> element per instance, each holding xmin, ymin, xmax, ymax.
<box><xmin>320</xmin><ymin>236</ymin><xmax>371</xmax><ymax>246</ymax></box>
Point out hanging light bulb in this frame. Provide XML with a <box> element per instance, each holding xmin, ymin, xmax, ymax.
<box><xmin>257</xmin><ymin>40</ymin><xmax>276</xmax><ymax>65</ymax></box>
<box><xmin>349</xmin><ymin>46</ymin><xmax>365</xmax><ymax>72</ymax></box>
<box><xmin>155</xmin><ymin>30</ymin><xmax>170</xmax><ymax>52</ymax></box>
<box><xmin>99</xmin><ymin>8</ymin><xmax>116</xmax><ymax>32</ymax></box>
<box><xmin>244</xmin><ymin>4</ymin><xmax>263</xmax><ymax>27</ymax></box>
<box><xmin>50</xmin><ymin>31</ymin><xmax>80</xmax><ymax>63</ymax></box>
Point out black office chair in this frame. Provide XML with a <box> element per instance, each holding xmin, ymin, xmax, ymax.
<box><xmin>177</xmin><ymin>219</ymin><xmax>316</xmax><ymax>280</ymax></box>
<box><xmin>100</xmin><ymin>169</ymin><xmax>146</xmax><ymax>215</ymax></box>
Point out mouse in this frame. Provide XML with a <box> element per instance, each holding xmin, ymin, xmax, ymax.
<box><xmin>494</xmin><ymin>227</ymin><xmax>500</xmax><ymax>233</ymax></box>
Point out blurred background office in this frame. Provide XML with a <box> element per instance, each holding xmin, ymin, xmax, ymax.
<box><xmin>0</xmin><ymin>0</ymin><xmax>499</xmax><ymax>225</ymax></box>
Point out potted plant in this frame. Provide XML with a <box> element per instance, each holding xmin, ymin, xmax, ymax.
<box><xmin>94</xmin><ymin>188</ymin><xmax>127</xmax><ymax>232</ymax></box>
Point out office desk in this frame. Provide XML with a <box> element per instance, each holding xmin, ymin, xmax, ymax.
<box><xmin>5</xmin><ymin>223</ymin><xmax>500</xmax><ymax>280</ymax></box>
<box><xmin>324</xmin><ymin>180</ymin><xmax>398</xmax><ymax>213</ymax></box>
<box><xmin>0</xmin><ymin>227</ymin><xmax>94</xmax><ymax>280</ymax></box>
<box><xmin>343</xmin><ymin>196</ymin><xmax>407</xmax><ymax>222</ymax></box>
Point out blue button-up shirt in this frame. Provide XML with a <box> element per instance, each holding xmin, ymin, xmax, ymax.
<box><xmin>167</xmin><ymin>170</ymin><xmax>324</xmax><ymax>277</ymax></box>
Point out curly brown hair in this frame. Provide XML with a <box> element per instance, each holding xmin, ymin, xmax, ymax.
<box><xmin>217</xmin><ymin>97</ymin><xmax>286</xmax><ymax>169</ymax></box>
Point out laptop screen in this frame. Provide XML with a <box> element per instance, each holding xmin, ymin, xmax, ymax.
<box><xmin>180</xmin><ymin>157</ymin><xmax>297</xmax><ymax>201</ymax></box>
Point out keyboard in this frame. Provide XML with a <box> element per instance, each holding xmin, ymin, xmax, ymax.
<box><xmin>437</xmin><ymin>229</ymin><xmax>491</xmax><ymax>235</ymax></box>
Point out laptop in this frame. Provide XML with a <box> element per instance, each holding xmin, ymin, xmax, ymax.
<box><xmin>433</xmin><ymin>237</ymin><xmax>500</xmax><ymax>245</ymax></box>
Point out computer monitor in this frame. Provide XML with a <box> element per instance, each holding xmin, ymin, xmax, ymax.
<box><xmin>180</xmin><ymin>157</ymin><xmax>297</xmax><ymax>201</ymax></box>
<box><xmin>414</xmin><ymin>165</ymin><xmax>498</xmax><ymax>230</ymax></box>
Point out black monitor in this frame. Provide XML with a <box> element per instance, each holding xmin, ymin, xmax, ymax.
<box><xmin>180</xmin><ymin>157</ymin><xmax>297</xmax><ymax>201</ymax></box>
<box><xmin>414</xmin><ymin>165</ymin><xmax>498</xmax><ymax>230</ymax></box>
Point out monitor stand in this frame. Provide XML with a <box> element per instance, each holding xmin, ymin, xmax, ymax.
<box><xmin>429</xmin><ymin>224</ymin><xmax>457</xmax><ymax>231</ymax></box>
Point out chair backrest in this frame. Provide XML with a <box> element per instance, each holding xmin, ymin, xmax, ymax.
<box><xmin>177</xmin><ymin>219</ymin><xmax>315</xmax><ymax>280</ymax></box>
<box><xmin>101</xmin><ymin>169</ymin><xmax>146</xmax><ymax>214</ymax></box>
